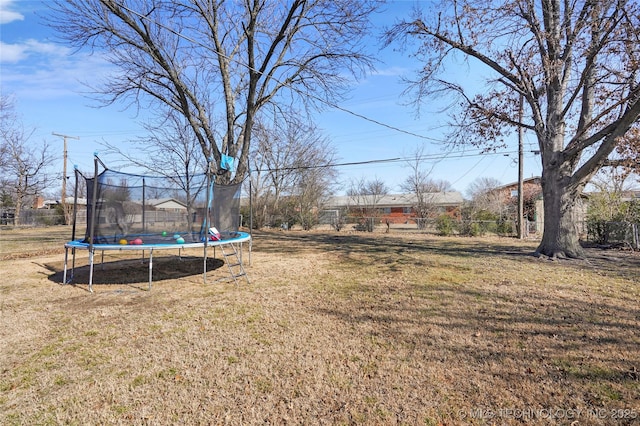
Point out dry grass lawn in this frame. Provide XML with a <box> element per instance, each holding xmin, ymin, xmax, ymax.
<box><xmin>1</xmin><ymin>225</ymin><xmax>639</xmax><ymax>425</ymax></box>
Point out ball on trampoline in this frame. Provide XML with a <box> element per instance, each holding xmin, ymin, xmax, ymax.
<box><xmin>162</xmin><ymin>231</ymin><xmax>167</xmax><ymax>237</ymax></box>
<box><xmin>173</xmin><ymin>234</ymin><xmax>181</xmax><ymax>239</ymax></box>
<box><xmin>176</xmin><ymin>237</ymin><xmax>185</xmax><ymax>244</ymax></box>
<box><xmin>133</xmin><ymin>238</ymin><xmax>143</xmax><ymax>245</ymax></box>
<box><xmin>119</xmin><ymin>239</ymin><xmax>127</xmax><ymax>245</ymax></box>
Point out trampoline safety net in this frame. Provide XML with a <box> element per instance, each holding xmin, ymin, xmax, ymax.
<box><xmin>82</xmin><ymin>167</ymin><xmax>241</xmax><ymax>245</ymax></box>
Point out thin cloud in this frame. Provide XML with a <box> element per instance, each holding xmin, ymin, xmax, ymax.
<box><xmin>0</xmin><ymin>39</ymin><xmax>69</xmax><ymax>64</ymax></box>
<box><xmin>0</xmin><ymin>40</ymin><xmax>26</xmax><ymax>62</ymax></box>
<box><xmin>370</xmin><ymin>66</ymin><xmax>409</xmax><ymax>77</ymax></box>
<box><xmin>0</xmin><ymin>0</ymin><xmax>24</xmax><ymax>24</ymax></box>
<box><xmin>3</xmin><ymin>39</ymin><xmax>115</xmax><ymax>101</ymax></box>
<box><xmin>25</xmin><ymin>39</ymin><xmax>68</xmax><ymax>55</ymax></box>
<box><xmin>0</xmin><ymin>0</ymin><xmax>113</xmax><ymax>100</ymax></box>
<box><xmin>7</xmin><ymin>55</ymin><xmax>114</xmax><ymax>100</ymax></box>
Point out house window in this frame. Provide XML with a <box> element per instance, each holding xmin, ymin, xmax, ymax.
<box><xmin>382</xmin><ymin>207</ymin><xmax>391</xmax><ymax>214</ymax></box>
<box><xmin>510</xmin><ymin>189</ymin><xmax>518</xmax><ymax>197</ymax></box>
<box><xmin>403</xmin><ymin>207</ymin><xmax>412</xmax><ymax>214</ymax></box>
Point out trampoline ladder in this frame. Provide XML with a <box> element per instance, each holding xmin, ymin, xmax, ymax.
<box><xmin>220</xmin><ymin>243</ymin><xmax>249</xmax><ymax>284</ymax></box>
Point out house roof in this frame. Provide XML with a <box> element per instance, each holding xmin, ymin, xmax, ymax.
<box><xmin>326</xmin><ymin>192</ymin><xmax>464</xmax><ymax>209</ymax></box>
<box><xmin>146</xmin><ymin>198</ymin><xmax>187</xmax><ymax>208</ymax></box>
<box><xmin>493</xmin><ymin>176</ymin><xmax>542</xmax><ymax>191</ymax></box>
<box><xmin>44</xmin><ymin>197</ymin><xmax>88</xmax><ymax>206</ymax></box>
<box><xmin>626</xmin><ymin>191</ymin><xmax>640</xmax><ymax>200</ymax></box>
<box><xmin>583</xmin><ymin>190</ymin><xmax>640</xmax><ymax>202</ymax></box>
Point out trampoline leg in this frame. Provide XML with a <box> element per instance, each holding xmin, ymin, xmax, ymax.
<box><xmin>203</xmin><ymin>245</ymin><xmax>207</xmax><ymax>285</ymax></box>
<box><xmin>88</xmin><ymin>249</ymin><xmax>95</xmax><ymax>293</ymax></box>
<box><xmin>148</xmin><ymin>248</ymin><xmax>153</xmax><ymax>290</ymax></box>
<box><xmin>63</xmin><ymin>247</ymin><xmax>69</xmax><ymax>284</ymax></box>
<box><xmin>71</xmin><ymin>247</ymin><xmax>76</xmax><ymax>280</ymax></box>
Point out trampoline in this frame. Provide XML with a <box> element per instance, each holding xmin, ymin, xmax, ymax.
<box><xmin>63</xmin><ymin>155</ymin><xmax>251</xmax><ymax>292</ymax></box>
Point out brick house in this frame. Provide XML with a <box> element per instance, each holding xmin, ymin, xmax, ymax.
<box><xmin>488</xmin><ymin>177</ymin><xmax>589</xmax><ymax>236</ymax></box>
<box><xmin>325</xmin><ymin>191</ymin><xmax>464</xmax><ymax>224</ymax></box>
<box><xmin>490</xmin><ymin>177</ymin><xmax>543</xmax><ymax>221</ymax></box>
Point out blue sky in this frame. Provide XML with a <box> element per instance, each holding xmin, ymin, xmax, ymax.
<box><xmin>1</xmin><ymin>0</ymin><xmax>542</xmax><ymax>198</ymax></box>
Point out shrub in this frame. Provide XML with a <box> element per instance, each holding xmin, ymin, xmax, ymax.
<box><xmin>587</xmin><ymin>219</ymin><xmax>607</xmax><ymax>244</ymax></box>
<box><xmin>496</xmin><ymin>219</ymin><xmax>514</xmax><ymax>236</ymax></box>
<box><xmin>436</xmin><ymin>214</ymin><xmax>455</xmax><ymax>236</ymax></box>
<box><xmin>469</xmin><ymin>222</ymin><xmax>482</xmax><ymax>237</ymax></box>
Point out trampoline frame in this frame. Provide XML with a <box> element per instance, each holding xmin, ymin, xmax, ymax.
<box><xmin>63</xmin><ymin>232</ymin><xmax>251</xmax><ymax>292</ymax></box>
<box><xmin>63</xmin><ymin>155</ymin><xmax>252</xmax><ymax>292</ymax></box>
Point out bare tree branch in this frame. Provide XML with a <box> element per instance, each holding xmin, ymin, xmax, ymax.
<box><xmin>46</xmin><ymin>0</ymin><xmax>381</xmax><ymax>184</ymax></box>
<box><xmin>385</xmin><ymin>0</ymin><xmax>640</xmax><ymax>258</ymax></box>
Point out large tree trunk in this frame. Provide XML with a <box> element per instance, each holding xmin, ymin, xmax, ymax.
<box><xmin>536</xmin><ymin>168</ymin><xmax>585</xmax><ymax>259</ymax></box>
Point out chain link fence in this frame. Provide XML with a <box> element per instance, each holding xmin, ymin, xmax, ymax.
<box><xmin>18</xmin><ymin>208</ymin><xmax>635</xmax><ymax>249</ymax></box>
<box><xmin>586</xmin><ymin>221</ymin><xmax>640</xmax><ymax>249</ymax></box>
<box><xmin>1</xmin><ymin>209</ymin><xmax>68</xmax><ymax>227</ymax></box>
<box><xmin>317</xmin><ymin>214</ymin><xmax>537</xmax><ymax>238</ymax></box>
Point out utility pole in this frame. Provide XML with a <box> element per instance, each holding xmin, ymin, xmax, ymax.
<box><xmin>52</xmin><ymin>132</ymin><xmax>80</xmax><ymax>224</ymax></box>
<box><xmin>517</xmin><ymin>95</ymin><xmax>525</xmax><ymax>239</ymax></box>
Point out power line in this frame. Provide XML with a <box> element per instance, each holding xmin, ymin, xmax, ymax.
<box><xmin>115</xmin><ymin>2</ymin><xmax>447</xmax><ymax>143</ymax></box>
<box><xmin>254</xmin><ymin>149</ymin><xmax>518</xmax><ymax>173</ymax></box>
<box><xmin>96</xmin><ymin>3</ymin><xmax>526</xmax><ymax>184</ymax></box>
<box><xmin>255</xmin><ymin>157</ymin><xmax>402</xmax><ymax>172</ymax></box>
<box><xmin>449</xmin><ymin>156</ymin><xmax>492</xmax><ymax>188</ymax></box>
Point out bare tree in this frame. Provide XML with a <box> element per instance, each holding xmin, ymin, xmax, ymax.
<box><xmin>347</xmin><ymin>176</ymin><xmax>389</xmax><ymax>231</ymax></box>
<box><xmin>460</xmin><ymin>176</ymin><xmax>506</xmax><ymax>236</ymax></box>
<box><xmin>249</xmin><ymin>113</ymin><xmax>338</xmax><ymax>229</ymax></box>
<box><xmin>386</xmin><ymin>0</ymin><xmax>640</xmax><ymax>258</ymax></box>
<box><xmin>0</xmin><ymin>96</ymin><xmax>54</xmax><ymax>220</ymax></box>
<box><xmin>0</xmin><ymin>96</ymin><xmax>13</xmax><ymax>171</ymax></box>
<box><xmin>46</xmin><ymin>0</ymin><xmax>380</xmax><ymax>185</ymax></box>
<box><xmin>588</xmin><ymin>168</ymin><xmax>637</xmax><ymax>223</ymax></box>
<box><xmin>347</xmin><ymin>177</ymin><xmax>389</xmax><ymax>209</ymax></box>
<box><xmin>466</xmin><ymin>177</ymin><xmax>505</xmax><ymax>217</ymax></box>
<box><xmin>246</xmin><ymin>126</ymin><xmax>272</xmax><ymax>229</ymax></box>
<box><xmin>290</xmin><ymin>165</ymin><xmax>336</xmax><ymax>230</ymax></box>
<box><xmin>587</xmin><ymin>167</ymin><xmax>640</xmax><ymax>244</ymax></box>
<box><xmin>614</xmin><ymin>127</ymin><xmax>640</xmax><ymax>177</ymax></box>
<box><xmin>400</xmin><ymin>145</ymin><xmax>453</xmax><ymax>226</ymax></box>
<box><xmin>106</xmin><ymin>112</ymin><xmax>208</xmax><ymax>181</ymax></box>
<box><xmin>102</xmin><ymin>111</ymin><xmax>210</xmax><ymax>232</ymax></box>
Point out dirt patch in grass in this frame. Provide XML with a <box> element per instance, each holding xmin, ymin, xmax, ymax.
<box><xmin>0</xmin><ymin>227</ymin><xmax>639</xmax><ymax>425</ymax></box>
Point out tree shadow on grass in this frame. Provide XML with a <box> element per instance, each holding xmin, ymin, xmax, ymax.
<box><xmin>581</xmin><ymin>246</ymin><xmax>640</xmax><ymax>281</ymax></box>
<box><xmin>313</xmin><ymin>280</ymin><xmax>640</xmax><ymax>406</ymax></box>
<box><xmin>41</xmin><ymin>255</ymin><xmax>225</xmax><ymax>291</ymax></box>
<box><xmin>253</xmin><ymin>230</ymin><xmax>640</xmax><ymax>281</ymax></box>
<box><xmin>253</xmin><ymin>230</ymin><xmax>534</xmax><ymax>256</ymax></box>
